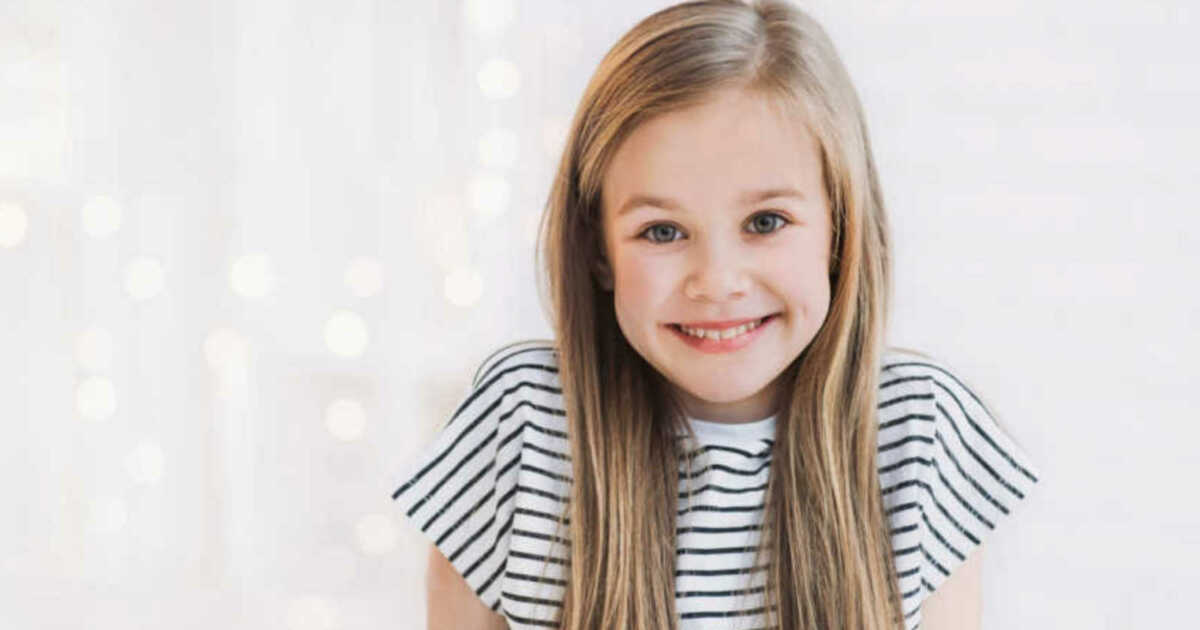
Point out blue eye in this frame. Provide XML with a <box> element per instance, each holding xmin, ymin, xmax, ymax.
<box><xmin>641</xmin><ymin>223</ymin><xmax>683</xmax><ymax>244</ymax></box>
<box><xmin>637</xmin><ymin>211</ymin><xmax>790</xmax><ymax>244</ymax></box>
<box><xmin>747</xmin><ymin>212</ymin><xmax>789</xmax><ymax>235</ymax></box>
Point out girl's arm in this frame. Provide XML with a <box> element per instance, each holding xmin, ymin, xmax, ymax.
<box><xmin>425</xmin><ymin>544</ymin><xmax>509</xmax><ymax>629</ymax></box>
<box><xmin>919</xmin><ymin>544</ymin><xmax>983</xmax><ymax>630</ymax></box>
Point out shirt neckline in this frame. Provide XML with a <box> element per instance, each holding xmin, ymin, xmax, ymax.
<box><xmin>684</xmin><ymin>414</ymin><xmax>776</xmax><ymax>443</ymax></box>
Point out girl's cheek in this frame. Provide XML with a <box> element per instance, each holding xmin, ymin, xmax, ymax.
<box><xmin>759</xmin><ymin>243</ymin><xmax>830</xmax><ymax>307</ymax></box>
<box><xmin>616</xmin><ymin>252</ymin><xmax>669</xmax><ymax>296</ymax></box>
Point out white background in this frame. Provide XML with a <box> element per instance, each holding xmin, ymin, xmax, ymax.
<box><xmin>1</xmin><ymin>0</ymin><xmax>1196</xmax><ymax>628</ymax></box>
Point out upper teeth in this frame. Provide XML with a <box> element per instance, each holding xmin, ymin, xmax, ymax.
<box><xmin>679</xmin><ymin>318</ymin><xmax>762</xmax><ymax>340</ymax></box>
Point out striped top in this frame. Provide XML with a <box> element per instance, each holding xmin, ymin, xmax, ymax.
<box><xmin>390</xmin><ymin>341</ymin><xmax>1041</xmax><ymax>629</ymax></box>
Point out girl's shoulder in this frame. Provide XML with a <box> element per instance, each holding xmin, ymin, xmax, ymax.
<box><xmin>876</xmin><ymin>344</ymin><xmax>1042</xmax><ymax>609</ymax></box>
<box><xmin>389</xmin><ymin>338</ymin><xmax>568</xmax><ymax>615</ymax></box>
<box><xmin>876</xmin><ymin>343</ymin><xmax>1042</xmax><ymax>512</ymax></box>
<box><xmin>880</xmin><ymin>345</ymin><xmax>954</xmax><ymax>378</ymax></box>
<box><xmin>471</xmin><ymin>338</ymin><xmax>560</xmax><ymax>390</ymax></box>
<box><xmin>877</xmin><ymin>344</ymin><xmax>1026</xmax><ymax>457</ymax></box>
<box><xmin>423</xmin><ymin>338</ymin><xmax>562</xmax><ymax>437</ymax></box>
<box><xmin>879</xmin><ymin>345</ymin><xmax>993</xmax><ymax>413</ymax></box>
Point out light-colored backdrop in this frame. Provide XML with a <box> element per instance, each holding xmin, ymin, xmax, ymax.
<box><xmin>2</xmin><ymin>0</ymin><xmax>1195</xmax><ymax>628</ymax></box>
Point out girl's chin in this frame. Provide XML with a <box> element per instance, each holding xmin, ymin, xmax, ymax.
<box><xmin>671</xmin><ymin>381</ymin><xmax>767</xmax><ymax>406</ymax></box>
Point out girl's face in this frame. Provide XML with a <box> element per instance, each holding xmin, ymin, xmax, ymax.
<box><xmin>598</xmin><ymin>86</ymin><xmax>833</xmax><ymax>423</ymax></box>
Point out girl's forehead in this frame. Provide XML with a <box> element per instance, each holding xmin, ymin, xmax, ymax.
<box><xmin>624</xmin><ymin>88</ymin><xmax>812</xmax><ymax>151</ymax></box>
<box><xmin>601</xmin><ymin>93</ymin><xmax>823</xmax><ymax>216</ymax></box>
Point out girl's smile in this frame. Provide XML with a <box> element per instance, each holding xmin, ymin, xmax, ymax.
<box><xmin>664</xmin><ymin>313</ymin><xmax>781</xmax><ymax>354</ymax></box>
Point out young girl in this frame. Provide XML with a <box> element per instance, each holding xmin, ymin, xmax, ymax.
<box><xmin>391</xmin><ymin>1</ymin><xmax>1041</xmax><ymax>628</ymax></box>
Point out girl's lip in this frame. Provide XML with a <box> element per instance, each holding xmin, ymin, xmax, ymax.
<box><xmin>665</xmin><ymin>313</ymin><xmax>778</xmax><ymax>354</ymax></box>
<box><xmin>671</xmin><ymin>313</ymin><xmax>778</xmax><ymax>329</ymax></box>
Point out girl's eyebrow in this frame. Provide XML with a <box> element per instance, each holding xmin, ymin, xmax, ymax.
<box><xmin>616</xmin><ymin>187</ymin><xmax>806</xmax><ymax>216</ymax></box>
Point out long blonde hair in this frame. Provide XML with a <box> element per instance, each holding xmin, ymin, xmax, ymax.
<box><xmin>533</xmin><ymin>1</ymin><xmax>901</xmax><ymax>627</ymax></box>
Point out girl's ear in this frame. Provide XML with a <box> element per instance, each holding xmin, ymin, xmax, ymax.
<box><xmin>593</xmin><ymin>258</ymin><xmax>614</xmax><ymax>292</ymax></box>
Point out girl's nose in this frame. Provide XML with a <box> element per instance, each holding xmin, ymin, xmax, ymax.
<box><xmin>683</xmin><ymin>242</ymin><xmax>750</xmax><ymax>303</ymax></box>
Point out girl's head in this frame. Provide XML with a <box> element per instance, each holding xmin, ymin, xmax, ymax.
<box><xmin>538</xmin><ymin>0</ymin><xmax>889</xmax><ymax>421</ymax></box>
<box><xmin>596</xmin><ymin>84</ymin><xmax>832</xmax><ymax>423</ymax></box>
<box><xmin>536</xmin><ymin>1</ymin><xmax>899</xmax><ymax>628</ymax></box>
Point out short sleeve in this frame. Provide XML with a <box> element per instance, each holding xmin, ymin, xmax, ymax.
<box><xmin>388</xmin><ymin>362</ymin><xmax>519</xmax><ymax>613</ymax></box>
<box><xmin>918</xmin><ymin>364</ymin><xmax>1042</xmax><ymax>595</ymax></box>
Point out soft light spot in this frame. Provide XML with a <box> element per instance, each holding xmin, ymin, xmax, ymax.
<box><xmin>324</xmin><ymin>310</ymin><xmax>368</xmax><ymax>357</ymax></box>
<box><xmin>477</xmin><ymin>58</ymin><xmax>520</xmax><ymax>100</ymax></box>
<box><xmin>325</xmin><ymin>398</ymin><xmax>366</xmax><ymax>441</ymax></box>
<box><xmin>76</xmin><ymin>325</ymin><xmax>113</xmax><ymax>373</ymax></box>
<box><xmin>230</xmin><ymin>253</ymin><xmax>275</xmax><ymax>298</ymax></box>
<box><xmin>444</xmin><ymin>267</ymin><xmax>484</xmax><ymax>307</ymax></box>
<box><xmin>203</xmin><ymin>327</ymin><xmax>248</xmax><ymax>375</ymax></box>
<box><xmin>124</xmin><ymin>256</ymin><xmax>165</xmax><ymax>301</ymax></box>
<box><xmin>469</xmin><ymin>172</ymin><xmax>510</xmax><ymax>221</ymax></box>
<box><xmin>76</xmin><ymin>376</ymin><xmax>116</xmax><ymax>421</ymax></box>
<box><xmin>125</xmin><ymin>439</ymin><xmax>164</xmax><ymax>485</ymax></box>
<box><xmin>344</xmin><ymin>257</ymin><xmax>383</xmax><ymax>298</ymax></box>
<box><xmin>478</xmin><ymin>127</ymin><xmax>519</xmax><ymax>169</ymax></box>
<box><xmin>81</xmin><ymin>195</ymin><xmax>122</xmax><ymax>239</ymax></box>
<box><xmin>285</xmin><ymin>595</ymin><xmax>338</xmax><ymax>630</ymax></box>
<box><xmin>355</xmin><ymin>513</ymin><xmax>398</xmax><ymax>555</ymax></box>
<box><xmin>0</xmin><ymin>201</ymin><xmax>29</xmax><ymax>248</ymax></box>
<box><xmin>463</xmin><ymin>0</ymin><xmax>514</xmax><ymax>36</ymax></box>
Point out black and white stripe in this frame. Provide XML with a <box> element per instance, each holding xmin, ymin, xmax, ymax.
<box><xmin>391</xmin><ymin>343</ymin><xmax>1040</xmax><ymax>629</ymax></box>
<box><xmin>878</xmin><ymin>354</ymin><xmax>1041</xmax><ymax>629</ymax></box>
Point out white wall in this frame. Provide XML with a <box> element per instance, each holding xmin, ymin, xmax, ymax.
<box><xmin>1</xmin><ymin>0</ymin><xmax>1195</xmax><ymax>627</ymax></box>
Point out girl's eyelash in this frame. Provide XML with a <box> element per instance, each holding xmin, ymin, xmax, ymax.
<box><xmin>637</xmin><ymin>211</ymin><xmax>791</xmax><ymax>244</ymax></box>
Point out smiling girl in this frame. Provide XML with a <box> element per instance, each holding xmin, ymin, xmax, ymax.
<box><xmin>391</xmin><ymin>1</ymin><xmax>1041</xmax><ymax>629</ymax></box>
